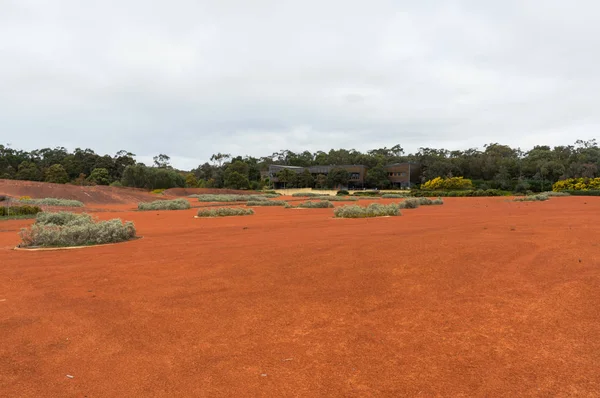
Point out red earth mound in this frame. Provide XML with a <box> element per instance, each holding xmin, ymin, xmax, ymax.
<box><xmin>163</xmin><ymin>187</ymin><xmax>261</xmax><ymax>196</ymax></box>
<box><xmin>0</xmin><ymin>179</ymin><xmax>167</xmax><ymax>205</ymax></box>
<box><xmin>1</xmin><ymin>196</ymin><xmax>599</xmax><ymax>396</ymax></box>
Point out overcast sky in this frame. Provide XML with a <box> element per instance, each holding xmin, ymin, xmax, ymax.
<box><xmin>1</xmin><ymin>0</ymin><xmax>598</xmax><ymax>169</ymax></box>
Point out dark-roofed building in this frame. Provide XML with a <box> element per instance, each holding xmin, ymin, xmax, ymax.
<box><xmin>268</xmin><ymin>163</ymin><xmax>418</xmax><ymax>189</ymax></box>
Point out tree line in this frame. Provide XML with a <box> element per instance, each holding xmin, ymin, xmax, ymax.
<box><xmin>1</xmin><ymin>140</ymin><xmax>598</xmax><ymax>191</ymax></box>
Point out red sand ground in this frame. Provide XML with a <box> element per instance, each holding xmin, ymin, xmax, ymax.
<box><xmin>1</xmin><ymin>196</ymin><xmax>600</xmax><ymax>397</ymax></box>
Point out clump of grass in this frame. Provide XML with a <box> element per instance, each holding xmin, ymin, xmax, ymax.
<box><xmin>0</xmin><ymin>205</ymin><xmax>42</xmax><ymax>217</ymax></box>
<box><xmin>196</xmin><ymin>207</ymin><xmax>254</xmax><ymax>217</ymax></box>
<box><xmin>294</xmin><ymin>200</ymin><xmax>334</xmax><ymax>208</ymax></box>
<box><xmin>35</xmin><ymin>212</ymin><xmax>92</xmax><ymax>226</ymax></box>
<box><xmin>20</xmin><ymin>198</ymin><xmax>84</xmax><ymax>207</ymax></box>
<box><xmin>246</xmin><ymin>200</ymin><xmax>288</xmax><ymax>206</ymax></box>
<box><xmin>382</xmin><ymin>192</ymin><xmax>410</xmax><ymax>198</ymax></box>
<box><xmin>514</xmin><ymin>194</ymin><xmax>549</xmax><ymax>202</ymax></box>
<box><xmin>416</xmin><ymin>197</ymin><xmax>444</xmax><ymax>206</ymax></box>
<box><xmin>398</xmin><ymin>198</ymin><xmax>420</xmax><ymax>209</ymax></box>
<box><xmin>320</xmin><ymin>196</ymin><xmax>358</xmax><ymax>202</ymax></box>
<box><xmin>138</xmin><ymin>198</ymin><xmax>190</xmax><ymax>211</ymax></box>
<box><xmin>333</xmin><ymin>203</ymin><xmax>401</xmax><ymax>218</ymax></box>
<box><xmin>543</xmin><ymin>191</ymin><xmax>570</xmax><ymax>197</ymax></box>
<box><xmin>291</xmin><ymin>192</ymin><xmax>330</xmax><ymax>197</ymax></box>
<box><xmin>19</xmin><ymin>212</ymin><xmax>136</xmax><ymax>248</ymax></box>
<box><xmin>193</xmin><ymin>194</ymin><xmax>276</xmax><ymax>202</ymax></box>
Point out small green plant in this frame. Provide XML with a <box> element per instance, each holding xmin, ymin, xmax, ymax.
<box><xmin>295</xmin><ymin>200</ymin><xmax>334</xmax><ymax>208</ymax></box>
<box><xmin>320</xmin><ymin>196</ymin><xmax>358</xmax><ymax>202</ymax></box>
<box><xmin>20</xmin><ymin>198</ymin><xmax>84</xmax><ymax>207</ymax></box>
<box><xmin>0</xmin><ymin>205</ymin><xmax>42</xmax><ymax>217</ymax></box>
<box><xmin>398</xmin><ymin>198</ymin><xmax>420</xmax><ymax>209</ymax></box>
<box><xmin>291</xmin><ymin>192</ymin><xmax>330</xmax><ymax>197</ymax></box>
<box><xmin>336</xmin><ymin>190</ymin><xmax>349</xmax><ymax>196</ymax></box>
<box><xmin>138</xmin><ymin>198</ymin><xmax>191</xmax><ymax>211</ymax></box>
<box><xmin>193</xmin><ymin>194</ymin><xmax>276</xmax><ymax>202</ymax></box>
<box><xmin>246</xmin><ymin>200</ymin><xmax>288</xmax><ymax>206</ymax></box>
<box><xmin>19</xmin><ymin>212</ymin><xmax>136</xmax><ymax>248</ymax></box>
<box><xmin>416</xmin><ymin>197</ymin><xmax>444</xmax><ymax>206</ymax></box>
<box><xmin>151</xmin><ymin>189</ymin><xmax>166</xmax><ymax>195</ymax></box>
<box><xmin>381</xmin><ymin>193</ymin><xmax>410</xmax><ymax>198</ymax></box>
<box><xmin>542</xmin><ymin>191</ymin><xmax>570</xmax><ymax>197</ymax></box>
<box><xmin>196</xmin><ymin>207</ymin><xmax>254</xmax><ymax>217</ymax></box>
<box><xmin>333</xmin><ymin>203</ymin><xmax>401</xmax><ymax>218</ymax></box>
<box><xmin>514</xmin><ymin>194</ymin><xmax>549</xmax><ymax>202</ymax></box>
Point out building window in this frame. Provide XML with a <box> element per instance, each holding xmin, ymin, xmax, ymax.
<box><xmin>401</xmin><ymin>172</ymin><xmax>406</xmax><ymax>177</ymax></box>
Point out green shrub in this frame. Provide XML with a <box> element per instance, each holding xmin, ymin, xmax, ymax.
<box><xmin>351</xmin><ymin>191</ymin><xmax>381</xmax><ymax>197</ymax></box>
<box><xmin>0</xmin><ymin>195</ymin><xmax>7</xmax><ymax>202</ymax></box>
<box><xmin>20</xmin><ymin>198</ymin><xmax>84</xmax><ymax>207</ymax></box>
<box><xmin>320</xmin><ymin>196</ymin><xmax>358</xmax><ymax>202</ymax></box>
<box><xmin>246</xmin><ymin>200</ymin><xmax>288</xmax><ymax>206</ymax></box>
<box><xmin>193</xmin><ymin>194</ymin><xmax>276</xmax><ymax>202</ymax></box>
<box><xmin>35</xmin><ymin>212</ymin><xmax>93</xmax><ymax>226</ymax></box>
<box><xmin>0</xmin><ymin>205</ymin><xmax>43</xmax><ymax>217</ymax></box>
<box><xmin>336</xmin><ymin>190</ymin><xmax>349</xmax><ymax>196</ymax></box>
<box><xmin>334</xmin><ymin>203</ymin><xmax>401</xmax><ymax>218</ymax></box>
<box><xmin>196</xmin><ymin>207</ymin><xmax>254</xmax><ymax>217</ymax></box>
<box><xmin>138</xmin><ymin>198</ymin><xmax>191</xmax><ymax>211</ymax></box>
<box><xmin>151</xmin><ymin>189</ymin><xmax>166</xmax><ymax>195</ymax></box>
<box><xmin>261</xmin><ymin>190</ymin><xmax>281</xmax><ymax>195</ymax></box>
<box><xmin>291</xmin><ymin>192</ymin><xmax>329</xmax><ymax>197</ymax></box>
<box><xmin>398</xmin><ymin>198</ymin><xmax>420</xmax><ymax>209</ymax></box>
<box><xmin>382</xmin><ymin>193</ymin><xmax>410</xmax><ymax>198</ymax></box>
<box><xmin>514</xmin><ymin>194</ymin><xmax>549</xmax><ymax>202</ymax></box>
<box><xmin>295</xmin><ymin>200</ymin><xmax>334</xmax><ymax>208</ymax></box>
<box><xmin>543</xmin><ymin>191</ymin><xmax>570</xmax><ymax>197</ymax></box>
<box><xmin>409</xmin><ymin>189</ymin><xmax>503</xmax><ymax>197</ymax></box>
<box><xmin>19</xmin><ymin>213</ymin><xmax>136</xmax><ymax>247</ymax></box>
<box><xmin>110</xmin><ymin>181</ymin><xmax>123</xmax><ymax>187</ymax></box>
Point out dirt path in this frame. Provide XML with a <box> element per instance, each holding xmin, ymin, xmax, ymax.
<box><xmin>1</xmin><ymin>197</ymin><xmax>599</xmax><ymax>396</ymax></box>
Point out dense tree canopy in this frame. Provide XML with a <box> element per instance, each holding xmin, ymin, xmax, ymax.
<box><xmin>2</xmin><ymin>139</ymin><xmax>599</xmax><ymax>191</ymax></box>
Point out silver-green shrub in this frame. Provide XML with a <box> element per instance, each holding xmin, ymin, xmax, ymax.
<box><xmin>295</xmin><ymin>200</ymin><xmax>334</xmax><ymax>208</ymax></box>
<box><xmin>196</xmin><ymin>207</ymin><xmax>255</xmax><ymax>217</ymax></box>
<box><xmin>398</xmin><ymin>198</ymin><xmax>420</xmax><ymax>209</ymax></box>
<box><xmin>320</xmin><ymin>196</ymin><xmax>358</xmax><ymax>202</ymax></box>
<box><xmin>138</xmin><ymin>198</ymin><xmax>190</xmax><ymax>210</ymax></box>
<box><xmin>334</xmin><ymin>203</ymin><xmax>401</xmax><ymax>218</ymax></box>
<box><xmin>193</xmin><ymin>194</ymin><xmax>275</xmax><ymax>202</ymax></box>
<box><xmin>19</xmin><ymin>213</ymin><xmax>136</xmax><ymax>247</ymax></box>
<box><xmin>21</xmin><ymin>198</ymin><xmax>84</xmax><ymax>207</ymax></box>
<box><xmin>246</xmin><ymin>200</ymin><xmax>288</xmax><ymax>206</ymax></box>
<box><xmin>291</xmin><ymin>192</ymin><xmax>330</xmax><ymax>197</ymax></box>
<box><xmin>543</xmin><ymin>191</ymin><xmax>570</xmax><ymax>197</ymax></box>
<box><xmin>382</xmin><ymin>192</ymin><xmax>410</xmax><ymax>198</ymax></box>
<box><xmin>514</xmin><ymin>194</ymin><xmax>549</xmax><ymax>202</ymax></box>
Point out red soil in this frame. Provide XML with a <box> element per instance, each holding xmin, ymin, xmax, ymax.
<box><xmin>0</xmin><ymin>179</ymin><xmax>165</xmax><ymax>204</ymax></box>
<box><xmin>1</xmin><ymin>197</ymin><xmax>600</xmax><ymax>396</ymax></box>
<box><xmin>163</xmin><ymin>188</ymin><xmax>261</xmax><ymax>196</ymax></box>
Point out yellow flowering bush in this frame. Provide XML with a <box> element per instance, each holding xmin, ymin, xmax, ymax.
<box><xmin>552</xmin><ymin>177</ymin><xmax>600</xmax><ymax>191</ymax></box>
<box><xmin>422</xmin><ymin>176</ymin><xmax>473</xmax><ymax>190</ymax></box>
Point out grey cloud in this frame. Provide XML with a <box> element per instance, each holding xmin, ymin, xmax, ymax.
<box><xmin>1</xmin><ymin>0</ymin><xmax>599</xmax><ymax>169</ymax></box>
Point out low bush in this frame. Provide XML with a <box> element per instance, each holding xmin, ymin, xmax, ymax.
<box><xmin>110</xmin><ymin>181</ymin><xmax>123</xmax><ymax>187</ymax></box>
<box><xmin>334</xmin><ymin>203</ymin><xmax>401</xmax><ymax>218</ymax></box>
<box><xmin>261</xmin><ymin>190</ymin><xmax>281</xmax><ymax>196</ymax></box>
<box><xmin>35</xmin><ymin>212</ymin><xmax>92</xmax><ymax>226</ymax></box>
<box><xmin>336</xmin><ymin>190</ymin><xmax>349</xmax><ymax>196</ymax></box>
<box><xmin>193</xmin><ymin>194</ymin><xmax>276</xmax><ymax>202</ymax></box>
<box><xmin>514</xmin><ymin>194</ymin><xmax>549</xmax><ymax>202</ymax></box>
<box><xmin>294</xmin><ymin>200</ymin><xmax>334</xmax><ymax>208</ymax></box>
<box><xmin>246</xmin><ymin>200</ymin><xmax>288</xmax><ymax>206</ymax></box>
<box><xmin>138</xmin><ymin>198</ymin><xmax>191</xmax><ymax>211</ymax></box>
<box><xmin>422</xmin><ymin>176</ymin><xmax>473</xmax><ymax>190</ymax></box>
<box><xmin>543</xmin><ymin>191</ymin><xmax>570</xmax><ymax>197</ymax></box>
<box><xmin>417</xmin><ymin>197</ymin><xmax>444</xmax><ymax>206</ymax></box>
<box><xmin>291</xmin><ymin>192</ymin><xmax>330</xmax><ymax>197</ymax></box>
<box><xmin>20</xmin><ymin>198</ymin><xmax>84</xmax><ymax>207</ymax></box>
<box><xmin>0</xmin><ymin>205</ymin><xmax>42</xmax><ymax>217</ymax></box>
<box><xmin>398</xmin><ymin>198</ymin><xmax>420</xmax><ymax>209</ymax></box>
<box><xmin>19</xmin><ymin>196</ymin><xmax>32</xmax><ymax>201</ymax></box>
<box><xmin>0</xmin><ymin>195</ymin><xmax>7</xmax><ymax>202</ymax></box>
<box><xmin>351</xmin><ymin>191</ymin><xmax>381</xmax><ymax>197</ymax></box>
<box><xmin>19</xmin><ymin>213</ymin><xmax>136</xmax><ymax>248</ymax></box>
<box><xmin>320</xmin><ymin>196</ymin><xmax>358</xmax><ymax>202</ymax></box>
<box><xmin>196</xmin><ymin>207</ymin><xmax>254</xmax><ymax>217</ymax></box>
<box><xmin>382</xmin><ymin>193</ymin><xmax>410</xmax><ymax>198</ymax></box>
<box><xmin>151</xmin><ymin>189</ymin><xmax>166</xmax><ymax>195</ymax></box>
<box><xmin>553</xmin><ymin>177</ymin><xmax>600</xmax><ymax>192</ymax></box>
